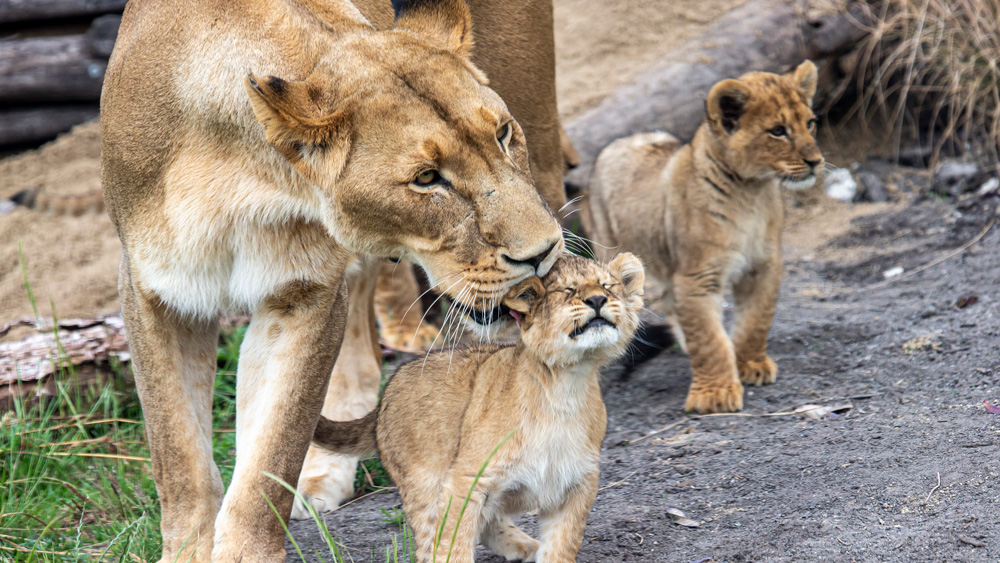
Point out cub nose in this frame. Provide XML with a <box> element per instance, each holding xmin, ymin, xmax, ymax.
<box><xmin>502</xmin><ymin>241</ymin><xmax>559</xmax><ymax>273</ymax></box>
<box><xmin>804</xmin><ymin>157</ymin><xmax>823</xmax><ymax>169</ymax></box>
<box><xmin>584</xmin><ymin>295</ymin><xmax>606</xmax><ymax>312</ymax></box>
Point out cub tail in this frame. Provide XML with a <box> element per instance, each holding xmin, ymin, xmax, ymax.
<box><xmin>313</xmin><ymin>409</ymin><xmax>378</xmax><ymax>457</ymax></box>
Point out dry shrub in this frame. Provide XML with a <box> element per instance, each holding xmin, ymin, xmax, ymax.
<box><xmin>845</xmin><ymin>0</ymin><xmax>1000</xmax><ymax>164</ymax></box>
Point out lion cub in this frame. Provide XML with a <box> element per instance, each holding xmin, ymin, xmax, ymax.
<box><xmin>586</xmin><ymin>61</ymin><xmax>824</xmax><ymax>414</ymax></box>
<box><xmin>313</xmin><ymin>253</ymin><xmax>644</xmax><ymax>563</ymax></box>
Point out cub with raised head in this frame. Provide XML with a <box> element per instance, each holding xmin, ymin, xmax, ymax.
<box><xmin>314</xmin><ymin>253</ymin><xmax>645</xmax><ymax>563</ymax></box>
<box><xmin>585</xmin><ymin>61</ymin><xmax>824</xmax><ymax>414</ymax></box>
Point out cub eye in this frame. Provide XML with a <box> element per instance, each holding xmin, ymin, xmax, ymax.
<box><xmin>563</xmin><ymin>287</ymin><xmax>576</xmax><ymax>295</ymax></box>
<box><xmin>807</xmin><ymin>118</ymin><xmax>818</xmax><ymax>131</ymax></box>
<box><xmin>414</xmin><ymin>170</ymin><xmax>441</xmax><ymax>186</ymax></box>
<box><xmin>768</xmin><ymin>125</ymin><xmax>788</xmax><ymax>138</ymax></box>
<box><xmin>602</xmin><ymin>282</ymin><xmax>619</xmax><ymax>290</ymax></box>
<box><xmin>496</xmin><ymin>122</ymin><xmax>512</xmax><ymax>147</ymax></box>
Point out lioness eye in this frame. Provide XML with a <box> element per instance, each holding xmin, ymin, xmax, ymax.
<box><xmin>768</xmin><ymin>125</ymin><xmax>787</xmax><ymax>138</ymax></box>
<box><xmin>414</xmin><ymin>170</ymin><xmax>441</xmax><ymax>186</ymax></box>
<box><xmin>496</xmin><ymin>123</ymin><xmax>512</xmax><ymax>147</ymax></box>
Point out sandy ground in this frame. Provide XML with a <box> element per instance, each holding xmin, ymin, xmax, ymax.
<box><xmin>0</xmin><ymin>0</ymin><xmax>746</xmax><ymax>326</ymax></box>
<box><xmin>287</xmin><ymin>189</ymin><xmax>1000</xmax><ymax>562</ymax></box>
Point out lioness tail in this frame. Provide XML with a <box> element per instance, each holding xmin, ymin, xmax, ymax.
<box><xmin>312</xmin><ymin>409</ymin><xmax>377</xmax><ymax>457</ymax></box>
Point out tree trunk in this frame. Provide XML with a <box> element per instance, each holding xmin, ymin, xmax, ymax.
<box><xmin>0</xmin><ymin>106</ymin><xmax>99</xmax><ymax>146</ymax></box>
<box><xmin>0</xmin><ymin>34</ymin><xmax>107</xmax><ymax>103</ymax></box>
<box><xmin>0</xmin><ymin>0</ymin><xmax>127</xmax><ymax>24</ymax></box>
<box><xmin>563</xmin><ymin>0</ymin><xmax>868</xmax><ymax>191</ymax></box>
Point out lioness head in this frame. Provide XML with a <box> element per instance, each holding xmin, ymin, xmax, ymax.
<box><xmin>504</xmin><ymin>253</ymin><xmax>644</xmax><ymax>367</ymax></box>
<box><xmin>244</xmin><ymin>0</ymin><xmax>562</xmax><ymax>327</ymax></box>
<box><xmin>705</xmin><ymin>60</ymin><xmax>825</xmax><ymax>190</ymax></box>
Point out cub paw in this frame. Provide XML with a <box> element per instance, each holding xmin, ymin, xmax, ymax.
<box><xmin>738</xmin><ymin>356</ymin><xmax>778</xmax><ymax>386</ymax></box>
<box><xmin>684</xmin><ymin>381</ymin><xmax>744</xmax><ymax>413</ymax></box>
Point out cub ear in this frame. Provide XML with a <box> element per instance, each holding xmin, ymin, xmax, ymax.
<box><xmin>504</xmin><ymin>276</ymin><xmax>545</xmax><ymax>315</ymax></box>
<box><xmin>706</xmin><ymin>79</ymin><xmax>751</xmax><ymax>135</ymax></box>
<box><xmin>608</xmin><ymin>253</ymin><xmax>645</xmax><ymax>297</ymax></box>
<box><xmin>790</xmin><ymin>59</ymin><xmax>818</xmax><ymax>106</ymax></box>
<box><xmin>244</xmin><ymin>72</ymin><xmax>350</xmax><ymax>182</ymax></box>
<box><xmin>392</xmin><ymin>0</ymin><xmax>473</xmax><ymax>58</ymax></box>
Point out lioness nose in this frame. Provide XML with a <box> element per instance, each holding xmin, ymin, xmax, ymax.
<box><xmin>584</xmin><ymin>295</ymin><xmax>606</xmax><ymax>312</ymax></box>
<box><xmin>503</xmin><ymin>241</ymin><xmax>558</xmax><ymax>272</ymax></box>
<box><xmin>804</xmin><ymin>157</ymin><xmax>823</xmax><ymax>169</ymax></box>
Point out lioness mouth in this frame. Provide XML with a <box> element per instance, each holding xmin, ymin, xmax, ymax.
<box><xmin>467</xmin><ymin>304</ymin><xmax>511</xmax><ymax>326</ymax></box>
<box><xmin>569</xmin><ymin>317</ymin><xmax>614</xmax><ymax>338</ymax></box>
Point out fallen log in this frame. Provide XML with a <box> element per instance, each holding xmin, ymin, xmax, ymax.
<box><xmin>83</xmin><ymin>13</ymin><xmax>121</xmax><ymax>57</ymax></box>
<box><xmin>0</xmin><ymin>34</ymin><xmax>107</xmax><ymax>103</ymax></box>
<box><xmin>0</xmin><ymin>0</ymin><xmax>127</xmax><ymax>24</ymax></box>
<box><xmin>564</xmin><ymin>0</ymin><xmax>868</xmax><ymax>192</ymax></box>
<box><xmin>0</xmin><ymin>106</ymin><xmax>98</xmax><ymax>146</ymax></box>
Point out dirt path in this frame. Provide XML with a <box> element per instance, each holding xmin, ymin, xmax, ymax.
<box><xmin>287</xmin><ymin>193</ymin><xmax>1000</xmax><ymax>561</ymax></box>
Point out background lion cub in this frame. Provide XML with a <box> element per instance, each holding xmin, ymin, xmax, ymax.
<box><xmin>585</xmin><ymin>61</ymin><xmax>824</xmax><ymax>414</ymax></box>
<box><xmin>314</xmin><ymin>253</ymin><xmax>644</xmax><ymax>563</ymax></box>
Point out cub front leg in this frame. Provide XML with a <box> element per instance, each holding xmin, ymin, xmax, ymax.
<box><xmin>482</xmin><ymin>515</ymin><xmax>539</xmax><ymax>562</ymax></box>
<box><xmin>433</xmin><ymin>473</ymin><xmax>493</xmax><ymax>563</ymax></box>
<box><xmin>535</xmin><ymin>470</ymin><xmax>598</xmax><ymax>563</ymax></box>
<box><xmin>731</xmin><ymin>256</ymin><xmax>781</xmax><ymax>386</ymax></box>
<box><xmin>674</xmin><ymin>270</ymin><xmax>743</xmax><ymax>413</ymax></box>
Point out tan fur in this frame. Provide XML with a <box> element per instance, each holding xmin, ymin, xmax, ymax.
<box><xmin>102</xmin><ymin>0</ymin><xmax>565</xmax><ymax>560</ymax></box>
<box><xmin>373</xmin><ymin>259</ymin><xmax>441</xmax><ymax>353</ymax></box>
<box><xmin>314</xmin><ymin>253</ymin><xmax>645</xmax><ymax>563</ymax></box>
<box><xmin>586</xmin><ymin>61</ymin><xmax>824</xmax><ymax>414</ymax></box>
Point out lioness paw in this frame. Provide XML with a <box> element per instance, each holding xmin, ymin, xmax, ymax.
<box><xmin>684</xmin><ymin>381</ymin><xmax>744</xmax><ymax>413</ymax></box>
<box><xmin>379</xmin><ymin>321</ymin><xmax>440</xmax><ymax>354</ymax></box>
<box><xmin>291</xmin><ymin>447</ymin><xmax>357</xmax><ymax>520</ymax></box>
<box><xmin>738</xmin><ymin>356</ymin><xmax>778</xmax><ymax>386</ymax></box>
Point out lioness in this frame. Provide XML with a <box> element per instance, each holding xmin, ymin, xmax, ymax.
<box><xmin>585</xmin><ymin>61</ymin><xmax>824</xmax><ymax>414</ymax></box>
<box><xmin>314</xmin><ymin>253</ymin><xmax>644</xmax><ymax>563</ymax></box>
<box><xmin>101</xmin><ymin>0</ymin><xmax>564</xmax><ymax>560</ymax></box>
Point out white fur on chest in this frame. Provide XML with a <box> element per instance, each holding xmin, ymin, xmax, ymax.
<box><xmin>723</xmin><ymin>188</ymin><xmax>777</xmax><ymax>286</ymax></box>
<box><xmin>507</xmin><ymin>405</ymin><xmax>599</xmax><ymax>512</ymax></box>
<box><xmin>133</xmin><ymin>151</ymin><xmax>345</xmax><ymax>318</ymax></box>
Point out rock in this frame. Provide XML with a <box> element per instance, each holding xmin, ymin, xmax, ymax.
<box><xmin>977</xmin><ymin>176</ymin><xmax>999</xmax><ymax>197</ymax></box>
<box><xmin>856</xmin><ymin>171</ymin><xmax>888</xmax><ymax>203</ymax></box>
<box><xmin>825</xmin><ymin>168</ymin><xmax>857</xmax><ymax>202</ymax></box>
<box><xmin>934</xmin><ymin>161</ymin><xmax>982</xmax><ymax>197</ymax></box>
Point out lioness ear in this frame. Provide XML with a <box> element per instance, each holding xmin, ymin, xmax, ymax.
<box><xmin>392</xmin><ymin>0</ymin><xmax>473</xmax><ymax>58</ymax></box>
<box><xmin>790</xmin><ymin>59</ymin><xmax>818</xmax><ymax>106</ymax></box>
<box><xmin>245</xmin><ymin>72</ymin><xmax>350</xmax><ymax>182</ymax></box>
<box><xmin>706</xmin><ymin>79</ymin><xmax>751</xmax><ymax>135</ymax></box>
<box><xmin>504</xmin><ymin>277</ymin><xmax>545</xmax><ymax>315</ymax></box>
<box><xmin>608</xmin><ymin>253</ymin><xmax>645</xmax><ymax>297</ymax></box>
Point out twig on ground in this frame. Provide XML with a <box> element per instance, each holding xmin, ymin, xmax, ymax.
<box><xmin>632</xmin><ymin>404</ymin><xmax>847</xmax><ymax>444</ymax></box>
<box><xmin>598</xmin><ymin>470</ymin><xmax>638</xmax><ymax>492</ymax></box>
<box><xmin>862</xmin><ymin>219</ymin><xmax>995</xmax><ymax>291</ymax></box>
<box><xmin>325</xmin><ymin>486</ymin><xmax>396</xmax><ymax>515</ymax></box>
<box><xmin>924</xmin><ymin>471</ymin><xmax>941</xmax><ymax>503</ymax></box>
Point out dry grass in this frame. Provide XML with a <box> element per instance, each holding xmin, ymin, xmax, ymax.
<box><xmin>843</xmin><ymin>0</ymin><xmax>1000</xmax><ymax>165</ymax></box>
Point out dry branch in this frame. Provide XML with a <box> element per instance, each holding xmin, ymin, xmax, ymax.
<box><xmin>0</xmin><ymin>0</ymin><xmax>126</xmax><ymax>24</ymax></box>
<box><xmin>0</xmin><ymin>105</ymin><xmax>98</xmax><ymax>146</ymax></box>
<box><xmin>564</xmin><ymin>0</ymin><xmax>868</xmax><ymax>191</ymax></box>
<box><xmin>0</xmin><ymin>316</ymin><xmax>129</xmax><ymax>385</ymax></box>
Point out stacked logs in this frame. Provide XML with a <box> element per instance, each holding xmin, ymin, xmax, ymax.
<box><xmin>0</xmin><ymin>1</ymin><xmax>126</xmax><ymax>148</ymax></box>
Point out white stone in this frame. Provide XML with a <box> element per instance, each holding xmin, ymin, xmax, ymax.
<box><xmin>824</xmin><ymin>168</ymin><xmax>857</xmax><ymax>202</ymax></box>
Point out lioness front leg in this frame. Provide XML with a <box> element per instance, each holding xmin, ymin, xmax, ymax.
<box><xmin>119</xmin><ymin>257</ymin><xmax>223</xmax><ymax>563</ymax></box>
<box><xmin>212</xmin><ymin>278</ymin><xmax>349</xmax><ymax>562</ymax></box>
<box><xmin>732</xmin><ymin>256</ymin><xmax>781</xmax><ymax>386</ymax></box>
<box><xmin>535</xmin><ymin>471</ymin><xmax>598</xmax><ymax>563</ymax></box>
<box><xmin>294</xmin><ymin>257</ymin><xmax>382</xmax><ymax>519</ymax></box>
<box><xmin>674</xmin><ymin>271</ymin><xmax>743</xmax><ymax>413</ymax></box>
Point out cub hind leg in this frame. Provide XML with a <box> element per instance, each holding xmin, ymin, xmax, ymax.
<box><xmin>482</xmin><ymin>515</ymin><xmax>539</xmax><ymax>562</ymax></box>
